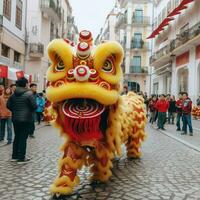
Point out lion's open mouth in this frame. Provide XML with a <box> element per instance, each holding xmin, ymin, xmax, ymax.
<box><xmin>62</xmin><ymin>99</ymin><xmax>108</xmax><ymax>143</ymax></box>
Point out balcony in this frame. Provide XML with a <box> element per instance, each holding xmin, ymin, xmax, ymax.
<box><xmin>150</xmin><ymin>44</ymin><xmax>170</xmax><ymax>65</ymax></box>
<box><xmin>29</xmin><ymin>43</ymin><xmax>44</xmax><ymax>58</ymax></box>
<box><xmin>129</xmin><ymin>66</ymin><xmax>148</xmax><ymax>74</ymax></box>
<box><xmin>132</xmin><ymin>16</ymin><xmax>150</xmax><ymax>26</ymax></box>
<box><xmin>116</xmin><ymin>14</ymin><xmax>127</xmax><ymax>29</ymax></box>
<box><xmin>170</xmin><ymin>22</ymin><xmax>200</xmax><ymax>52</ymax></box>
<box><xmin>150</xmin><ymin>20</ymin><xmax>200</xmax><ymax>66</ymax></box>
<box><xmin>40</xmin><ymin>0</ymin><xmax>61</xmax><ymax>22</ymax></box>
<box><xmin>131</xmin><ymin>40</ymin><xmax>150</xmax><ymax>51</ymax></box>
<box><xmin>67</xmin><ymin>16</ymin><xmax>74</xmax><ymax>24</ymax></box>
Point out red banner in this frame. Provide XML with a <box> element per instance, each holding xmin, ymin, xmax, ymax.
<box><xmin>16</xmin><ymin>71</ymin><xmax>24</xmax><ymax>79</ymax></box>
<box><xmin>0</xmin><ymin>65</ymin><xmax>8</xmax><ymax>78</ymax></box>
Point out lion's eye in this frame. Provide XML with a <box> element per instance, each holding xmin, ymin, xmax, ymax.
<box><xmin>102</xmin><ymin>60</ymin><xmax>114</xmax><ymax>73</ymax></box>
<box><xmin>55</xmin><ymin>60</ymin><xmax>65</xmax><ymax>71</ymax></box>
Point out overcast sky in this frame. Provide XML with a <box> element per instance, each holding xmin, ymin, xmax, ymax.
<box><xmin>69</xmin><ymin>0</ymin><xmax>116</xmax><ymax>39</ymax></box>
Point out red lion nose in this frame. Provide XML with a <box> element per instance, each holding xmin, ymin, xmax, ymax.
<box><xmin>74</xmin><ymin>65</ymin><xmax>90</xmax><ymax>82</ymax></box>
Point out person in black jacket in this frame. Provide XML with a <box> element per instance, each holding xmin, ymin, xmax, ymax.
<box><xmin>7</xmin><ymin>77</ymin><xmax>37</xmax><ymax>164</ymax></box>
<box><xmin>168</xmin><ymin>95</ymin><xmax>176</xmax><ymax>124</ymax></box>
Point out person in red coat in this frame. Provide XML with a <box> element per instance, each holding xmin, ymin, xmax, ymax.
<box><xmin>156</xmin><ymin>94</ymin><xmax>169</xmax><ymax>130</ymax></box>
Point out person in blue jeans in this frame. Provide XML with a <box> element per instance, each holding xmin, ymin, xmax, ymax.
<box><xmin>36</xmin><ymin>93</ymin><xmax>45</xmax><ymax>125</ymax></box>
<box><xmin>181</xmin><ymin>92</ymin><xmax>193</xmax><ymax>136</ymax></box>
<box><xmin>0</xmin><ymin>87</ymin><xmax>13</xmax><ymax>144</ymax></box>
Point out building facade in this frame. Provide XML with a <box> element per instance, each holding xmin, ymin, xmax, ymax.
<box><xmin>150</xmin><ymin>0</ymin><xmax>199</xmax><ymax>103</ymax></box>
<box><xmin>115</xmin><ymin>0</ymin><xmax>153</xmax><ymax>94</ymax></box>
<box><xmin>25</xmin><ymin>0</ymin><xmax>78</xmax><ymax>91</ymax></box>
<box><xmin>96</xmin><ymin>5</ymin><xmax>119</xmax><ymax>43</ymax></box>
<box><xmin>0</xmin><ymin>0</ymin><xmax>27</xmax><ymax>84</ymax></box>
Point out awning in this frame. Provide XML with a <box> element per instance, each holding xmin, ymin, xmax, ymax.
<box><xmin>0</xmin><ymin>65</ymin><xmax>31</xmax><ymax>82</ymax></box>
<box><xmin>147</xmin><ymin>0</ymin><xmax>194</xmax><ymax>39</ymax></box>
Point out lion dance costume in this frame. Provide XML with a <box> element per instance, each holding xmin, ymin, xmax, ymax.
<box><xmin>46</xmin><ymin>30</ymin><xmax>147</xmax><ymax>196</ymax></box>
<box><xmin>192</xmin><ymin>106</ymin><xmax>200</xmax><ymax>119</ymax></box>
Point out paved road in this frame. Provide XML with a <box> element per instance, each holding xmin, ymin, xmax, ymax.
<box><xmin>0</xmin><ymin>124</ymin><xmax>200</xmax><ymax>200</ymax></box>
<box><xmin>150</xmin><ymin>119</ymin><xmax>200</xmax><ymax>152</ymax></box>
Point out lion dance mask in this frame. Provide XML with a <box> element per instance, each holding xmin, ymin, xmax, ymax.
<box><xmin>46</xmin><ymin>30</ymin><xmax>147</xmax><ymax>196</ymax></box>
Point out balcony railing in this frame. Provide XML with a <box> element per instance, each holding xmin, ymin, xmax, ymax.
<box><xmin>40</xmin><ymin>0</ymin><xmax>61</xmax><ymax>22</ymax></box>
<box><xmin>29</xmin><ymin>43</ymin><xmax>44</xmax><ymax>58</ymax></box>
<box><xmin>132</xmin><ymin>16</ymin><xmax>150</xmax><ymax>26</ymax></box>
<box><xmin>129</xmin><ymin>66</ymin><xmax>148</xmax><ymax>74</ymax></box>
<box><xmin>150</xmin><ymin>20</ymin><xmax>200</xmax><ymax>64</ymax></box>
<box><xmin>150</xmin><ymin>44</ymin><xmax>170</xmax><ymax>64</ymax></box>
<box><xmin>131</xmin><ymin>40</ymin><xmax>150</xmax><ymax>50</ymax></box>
<box><xmin>170</xmin><ymin>22</ymin><xmax>200</xmax><ymax>51</ymax></box>
<box><xmin>116</xmin><ymin>14</ymin><xmax>127</xmax><ymax>29</ymax></box>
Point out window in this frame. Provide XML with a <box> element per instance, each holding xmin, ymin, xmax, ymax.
<box><xmin>15</xmin><ymin>0</ymin><xmax>22</xmax><ymax>30</ymax></box>
<box><xmin>14</xmin><ymin>51</ymin><xmax>21</xmax><ymax>62</ymax></box>
<box><xmin>130</xmin><ymin>56</ymin><xmax>141</xmax><ymax>73</ymax></box>
<box><xmin>1</xmin><ymin>44</ymin><xmax>10</xmax><ymax>58</ymax></box>
<box><xmin>3</xmin><ymin>0</ymin><xmax>11</xmax><ymax>20</ymax></box>
<box><xmin>153</xmin><ymin>83</ymin><xmax>159</xmax><ymax>95</ymax></box>
<box><xmin>133</xmin><ymin>33</ymin><xmax>142</xmax><ymax>48</ymax></box>
<box><xmin>134</xmin><ymin>9</ymin><xmax>143</xmax><ymax>23</ymax></box>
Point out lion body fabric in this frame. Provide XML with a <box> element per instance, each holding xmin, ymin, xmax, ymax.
<box><xmin>46</xmin><ymin>31</ymin><xmax>147</xmax><ymax>196</ymax></box>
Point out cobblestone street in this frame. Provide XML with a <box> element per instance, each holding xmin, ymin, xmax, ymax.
<box><xmin>0</xmin><ymin>124</ymin><xmax>200</xmax><ymax>200</ymax></box>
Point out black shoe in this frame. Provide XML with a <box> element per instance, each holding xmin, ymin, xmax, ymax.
<box><xmin>189</xmin><ymin>132</ymin><xmax>193</xmax><ymax>136</ymax></box>
<box><xmin>17</xmin><ymin>158</ymin><xmax>31</xmax><ymax>164</ymax></box>
<box><xmin>161</xmin><ymin>128</ymin><xmax>166</xmax><ymax>130</ymax></box>
<box><xmin>176</xmin><ymin>128</ymin><xmax>181</xmax><ymax>131</ymax></box>
<box><xmin>0</xmin><ymin>139</ymin><xmax>4</xmax><ymax>142</ymax></box>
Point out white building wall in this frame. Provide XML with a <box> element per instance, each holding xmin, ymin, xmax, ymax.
<box><xmin>26</xmin><ymin>0</ymin><xmax>42</xmax><ymax>43</ymax></box>
<box><xmin>0</xmin><ymin>0</ymin><xmax>27</xmax><ymax>73</ymax></box>
<box><xmin>151</xmin><ymin>0</ymin><xmax>200</xmax><ymax>103</ymax></box>
<box><xmin>3</xmin><ymin>0</ymin><xmax>27</xmax><ymax>41</ymax></box>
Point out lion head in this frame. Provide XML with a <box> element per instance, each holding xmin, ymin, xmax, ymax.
<box><xmin>46</xmin><ymin>30</ymin><xmax>124</xmax><ymax>146</ymax></box>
